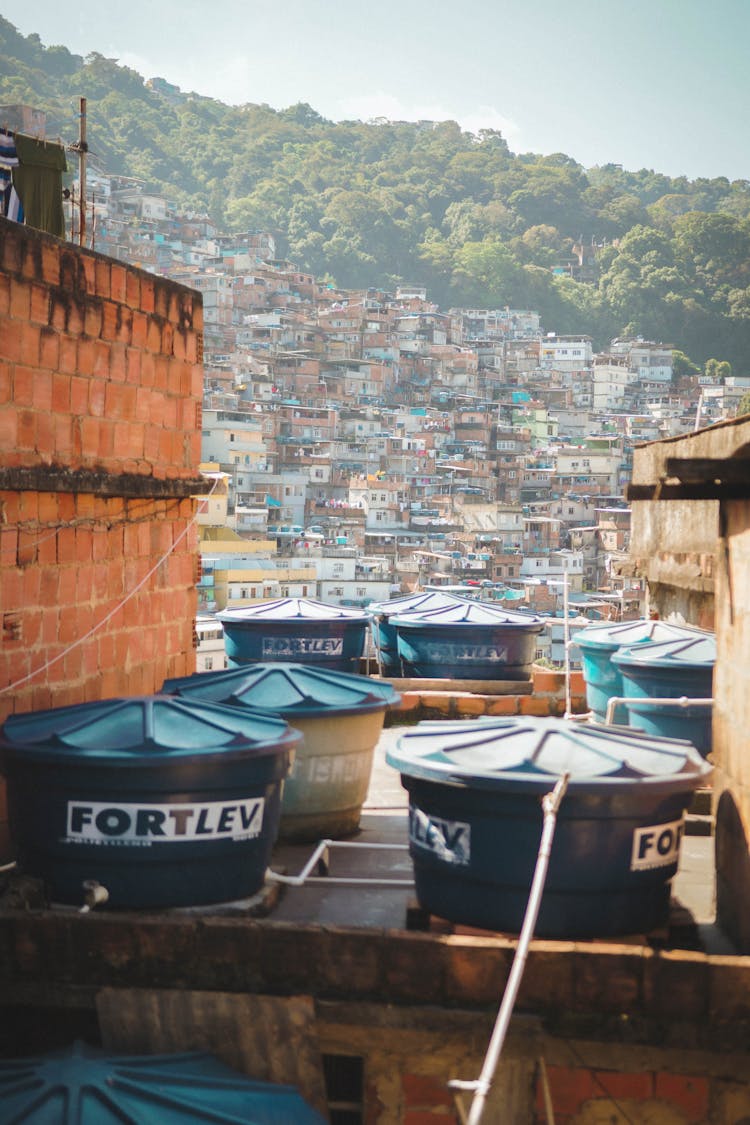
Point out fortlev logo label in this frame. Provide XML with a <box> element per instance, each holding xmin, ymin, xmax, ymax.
<box><xmin>66</xmin><ymin>798</ymin><xmax>265</xmax><ymax>845</ymax></box>
<box><xmin>630</xmin><ymin>818</ymin><xmax>684</xmax><ymax>871</ymax></box>
<box><xmin>409</xmin><ymin>807</ymin><xmax>471</xmax><ymax>866</ymax></box>
<box><xmin>262</xmin><ymin>636</ymin><xmax>344</xmax><ymax>657</ymax></box>
<box><xmin>425</xmin><ymin>643</ymin><xmax>508</xmax><ymax>663</ymax></box>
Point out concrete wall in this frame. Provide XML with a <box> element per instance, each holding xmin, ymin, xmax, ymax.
<box><xmin>3</xmin><ymin>912</ymin><xmax>750</xmax><ymax>1122</ymax></box>
<box><xmin>0</xmin><ymin>218</ymin><xmax>206</xmax><ymax>857</ymax></box>
<box><xmin>628</xmin><ymin>419</ymin><xmax>750</xmax><ymax>952</ymax></box>
<box><xmin>713</xmin><ymin>498</ymin><xmax>750</xmax><ymax>952</ymax></box>
<box><xmin>629</xmin><ymin>499</ymin><xmax>717</xmax><ymax>629</ymax></box>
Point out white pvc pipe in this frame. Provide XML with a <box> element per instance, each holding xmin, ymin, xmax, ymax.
<box><xmin>266</xmin><ymin>839</ymin><xmax>413</xmax><ymax>888</ymax></box>
<box><xmin>604</xmin><ymin>696</ymin><xmax>714</xmax><ymax>726</ymax></box>
<box><xmin>563</xmin><ymin>566</ymin><xmax>572</xmax><ymax>719</ymax></box>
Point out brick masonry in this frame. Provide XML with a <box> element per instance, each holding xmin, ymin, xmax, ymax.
<box><xmin>386</xmin><ymin>668</ymin><xmax>588</xmax><ymax>722</ymax></box>
<box><xmin>0</xmin><ymin>219</ymin><xmax>206</xmax><ymax>856</ymax></box>
<box><xmin>0</xmin><ymin>219</ymin><xmax>203</xmax><ymax>480</ymax></box>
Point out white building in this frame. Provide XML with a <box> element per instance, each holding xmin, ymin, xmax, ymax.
<box><xmin>609</xmin><ymin>338</ymin><xmax>673</xmax><ymax>383</ymax></box>
<box><xmin>195</xmin><ymin>614</ymin><xmax>227</xmax><ymax>673</ymax></box>
<box><xmin>520</xmin><ymin>549</ymin><xmax>584</xmax><ymax>591</ymax></box>
<box><xmin>539</xmin><ymin>335</ymin><xmax>593</xmax><ymax>371</ymax></box>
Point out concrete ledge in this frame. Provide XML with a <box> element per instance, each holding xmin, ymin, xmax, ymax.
<box><xmin>1</xmin><ymin>910</ymin><xmax>749</xmax><ymax>1050</ymax></box>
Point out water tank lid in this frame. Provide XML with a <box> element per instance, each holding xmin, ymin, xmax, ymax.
<box><xmin>0</xmin><ymin>1041</ymin><xmax>326</xmax><ymax>1122</ymax></box>
<box><xmin>0</xmin><ymin>695</ymin><xmax>301</xmax><ymax>764</ymax></box>
<box><xmin>163</xmin><ymin>662</ymin><xmax>401</xmax><ymax>718</ymax></box>
<box><xmin>571</xmin><ymin>617</ymin><xmax>709</xmax><ymax>651</ymax></box>
<box><xmin>369</xmin><ymin>590</ymin><xmax>471</xmax><ymax>618</ymax></box>
<box><xmin>218</xmin><ymin>597</ymin><xmax>371</xmax><ymax>623</ymax></box>
<box><xmin>391</xmin><ymin>601</ymin><xmax>545</xmax><ymax>629</ymax></box>
<box><xmin>612</xmin><ymin>634</ymin><xmax>716</xmax><ymax>669</ymax></box>
<box><xmin>386</xmin><ymin>716</ymin><xmax>712</xmax><ymax>793</ymax></box>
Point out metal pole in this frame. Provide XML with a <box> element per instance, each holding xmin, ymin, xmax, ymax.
<box><xmin>563</xmin><ymin>562</ymin><xmax>572</xmax><ymax>718</ymax></box>
<box><xmin>78</xmin><ymin>96</ymin><xmax>87</xmax><ymax>247</ymax></box>
<box><xmin>451</xmin><ymin>772</ymin><xmax>570</xmax><ymax>1125</ymax></box>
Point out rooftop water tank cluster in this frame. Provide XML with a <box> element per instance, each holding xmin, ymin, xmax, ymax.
<box><xmin>370</xmin><ymin>592</ymin><xmax>545</xmax><ymax>680</ymax></box>
<box><xmin>571</xmin><ymin>618</ymin><xmax>715</xmax><ymax>757</ymax></box>
<box><xmin>0</xmin><ymin>654</ymin><xmax>400</xmax><ymax>907</ymax></box>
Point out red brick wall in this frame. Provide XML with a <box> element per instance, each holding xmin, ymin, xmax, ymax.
<box><xmin>0</xmin><ymin>490</ymin><xmax>199</xmax><ymax>715</ymax></box>
<box><xmin>0</xmin><ymin>220</ymin><xmax>202</xmax><ymax>479</ymax></box>
<box><xmin>534</xmin><ymin>1064</ymin><xmax>720</xmax><ymax>1123</ymax></box>
<box><xmin>0</xmin><ymin>219</ymin><xmax>206</xmax><ymax>858</ymax></box>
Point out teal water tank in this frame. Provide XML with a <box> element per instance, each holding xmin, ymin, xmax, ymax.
<box><xmin>218</xmin><ymin>598</ymin><xmax>371</xmax><ymax>673</ymax></box>
<box><xmin>392</xmin><ymin>601</ymin><xmax>545</xmax><ymax>680</ymax></box>
<box><xmin>571</xmin><ymin>619</ymin><xmax>709</xmax><ymax>722</ymax></box>
<box><xmin>0</xmin><ymin>696</ymin><xmax>300</xmax><ymax>908</ymax></box>
<box><xmin>163</xmin><ymin>663</ymin><xmax>400</xmax><ymax>841</ymax></box>
<box><xmin>368</xmin><ymin>591</ymin><xmax>471</xmax><ymax>673</ymax></box>
<box><xmin>386</xmin><ymin>716</ymin><xmax>711</xmax><ymax>938</ymax></box>
<box><xmin>0</xmin><ymin>1041</ymin><xmax>326</xmax><ymax>1122</ymax></box>
<box><xmin>612</xmin><ymin>634</ymin><xmax>715</xmax><ymax>757</ymax></box>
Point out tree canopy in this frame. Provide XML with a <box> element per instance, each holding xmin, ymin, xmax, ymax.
<box><xmin>2</xmin><ymin>16</ymin><xmax>749</xmax><ymax>367</ymax></box>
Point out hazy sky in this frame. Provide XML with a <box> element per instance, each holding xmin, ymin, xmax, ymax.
<box><xmin>3</xmin><ymin>0</ymin><xmax>749</xmax><ymax>181</ymax></box>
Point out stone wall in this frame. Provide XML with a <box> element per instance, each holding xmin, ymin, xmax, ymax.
<box><xmin>0</xmin><ymin>218</ymin><xmax>207</xmax><ymax>857</ymax></box>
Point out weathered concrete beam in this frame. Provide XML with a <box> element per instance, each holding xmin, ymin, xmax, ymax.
<box><xmin>0</xmin><ymin>466</ymin><xmax>213</xmax><ymax>498</ymax></box>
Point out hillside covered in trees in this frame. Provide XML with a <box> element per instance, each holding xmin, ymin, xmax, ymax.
<box><xmin>3</xmin><ymin>16</ymin><xmax>750</xmax><ymax>368</ymax></box>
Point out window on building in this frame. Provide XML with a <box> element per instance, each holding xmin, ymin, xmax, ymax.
<box><xmin>323</xmin><ymin>1054</ymin><xmax>364</xmax><ymax>1125</ymax></box>
<box><xmin>205</xmin><ymin>657</ymin><xmax>213</xmax><ymax>671</ymax></box>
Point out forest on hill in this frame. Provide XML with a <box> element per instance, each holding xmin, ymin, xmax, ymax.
<box><xmin>2</xmin><ymin>16</ymin><xmax>750</xmax><ymax>368</ymax></box>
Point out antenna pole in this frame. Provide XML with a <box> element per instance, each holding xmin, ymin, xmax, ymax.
<box><xmin>78</xmin><ymin>96</ymin><xmax>87</xmax><ymax>247</ymax></box>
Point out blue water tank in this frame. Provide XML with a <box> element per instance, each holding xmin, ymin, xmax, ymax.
<box><xmin>571</xmin><ymin>619</ymin><xmax>709</xmax><ymax>722</ymax></box>
<box><xmin>368</xmin><ymin>591</ymin><xmax>471</xmax><ymax>673</ymax></box>
<box><xmin>0</xmin><ymin>1042</ymin><xmax>326</xmax><ymax>1122</ymax></box>
<box><xmin>386</xmin><ymin>716</ymin><xmax>711</xmax><ymax>938</ymax></box>
<box><xmin>392</xmin><ymin>601</ymin><xmax>545</xmax><ymax>680</ymax></box>
<box><xmin>612</xmin><ymin>634</ymin><xmax>715</xmax><ymax>757</ymax></box>
<box><xmin>163</xmin><ymin>663</ymin><xmax>400</xmax><ymax>840</ymax></box>
<box><xmin>218</xmin><ymin>598</ymin><xmax>371</xmax><ymax>673</ymax></box>
<box><xmin>0</xmin><ymin>696</ymin><xmax>300</xmax><ymax>908</ymax></box>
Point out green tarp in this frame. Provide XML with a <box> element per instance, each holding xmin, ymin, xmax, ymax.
<box><xmin>13</xmin><ymin>133</ymin><xmax>67</xmax><ymax>239</ymax></box>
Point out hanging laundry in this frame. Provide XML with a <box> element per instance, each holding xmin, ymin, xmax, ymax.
<box><xmin>12</xmin><ymin>133</ymin><xmax>67</xmax><ymax>239</ymax></box>
<box><xmin>0</xmin><ymin>130</ymin><xmax>24</xmax><ymax>223</ymax></box>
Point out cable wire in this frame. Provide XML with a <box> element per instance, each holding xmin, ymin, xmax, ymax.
<box><xmin>0</xmin><ymin>480</ymin><xmax>216</xmax><ymax>698</ymax></box>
